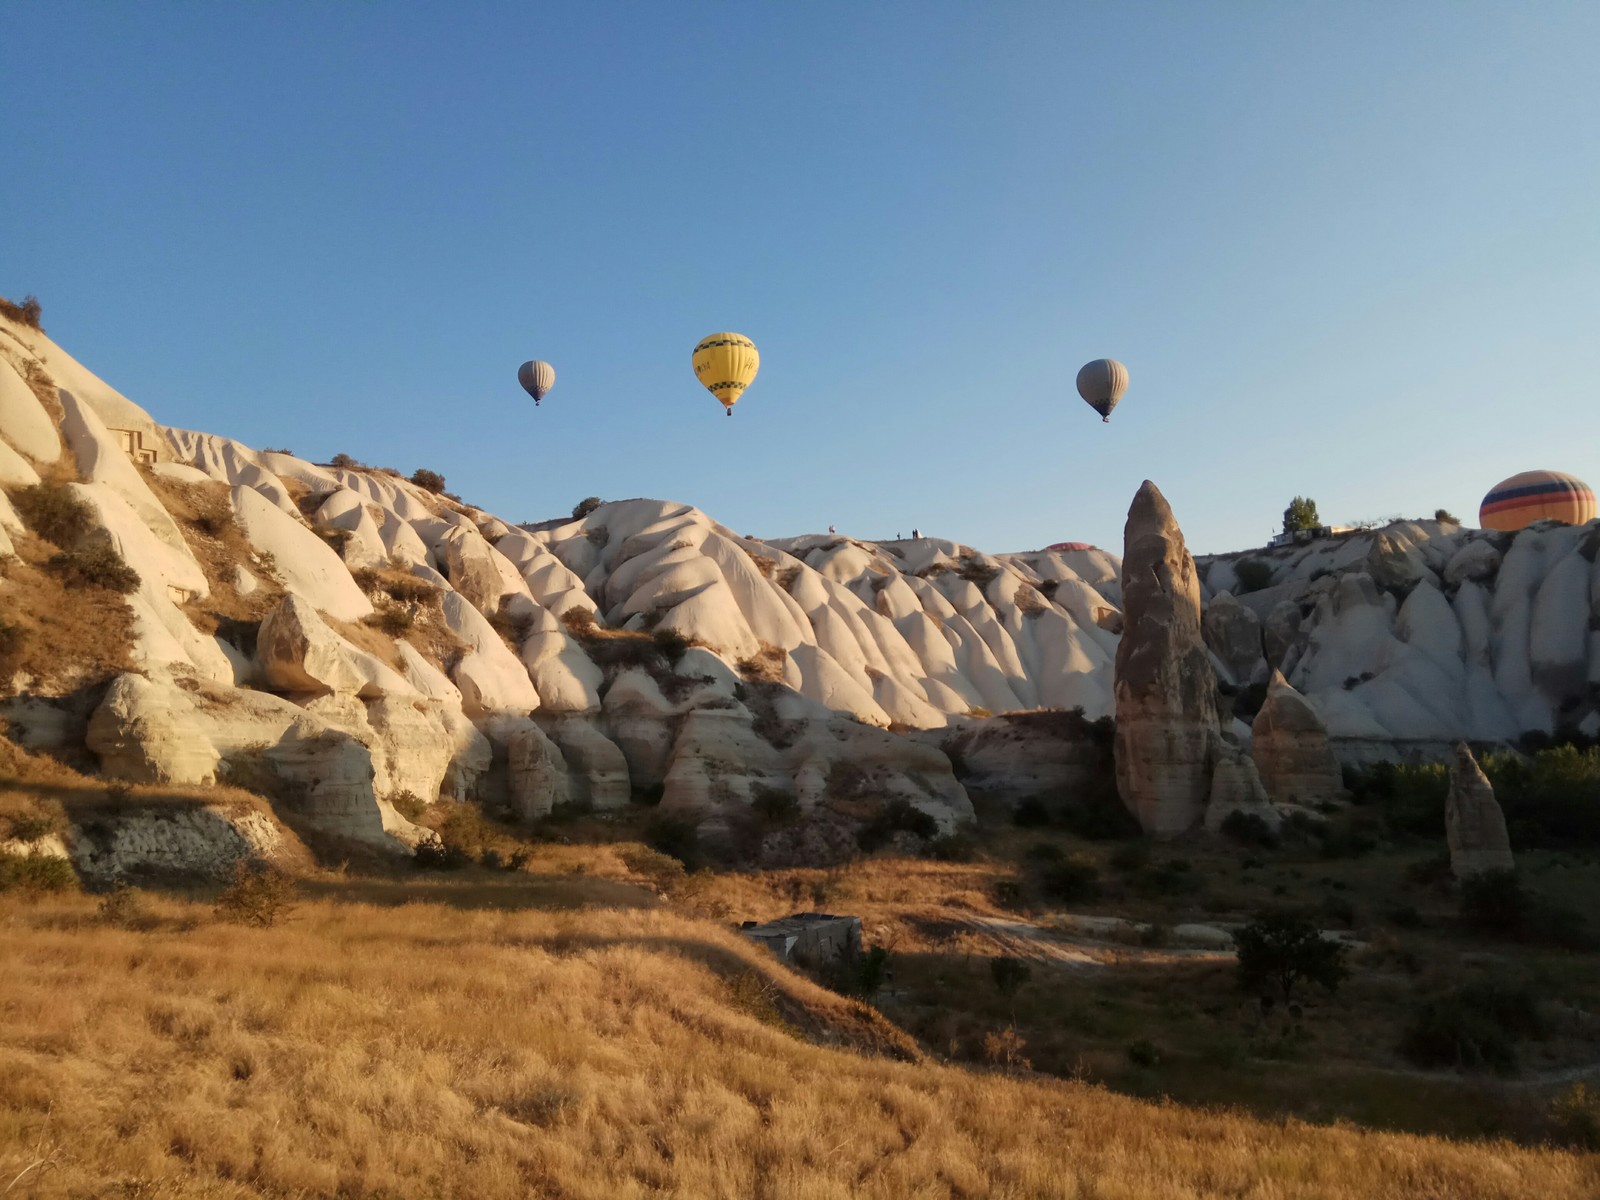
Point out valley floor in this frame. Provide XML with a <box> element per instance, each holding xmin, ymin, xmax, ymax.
<box><xmin>2</xmin><ymin>877</ymin><xmax>1597</xmax><ymax>1200</ymax></box>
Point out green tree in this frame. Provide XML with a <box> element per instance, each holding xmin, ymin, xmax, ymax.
<box><xmin>1282</xmin><ymin>496</ymin><xmax>1320</xmax><ymax>535</ymax></box>
<box><xmin>572</xmin><ymin>496</ymin><xmax>603</xmax><ymax>519</ymax></box>
<box><xmin>1232</xmin><ymin>909</ymin><xmax>1349</xmax><ymax>1004</ymax></box>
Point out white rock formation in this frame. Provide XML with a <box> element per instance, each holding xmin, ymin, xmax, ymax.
<box><xmin>229</xmin><ymin>485</ymin><xmax>373</xmax><ymax>621</ymax></box>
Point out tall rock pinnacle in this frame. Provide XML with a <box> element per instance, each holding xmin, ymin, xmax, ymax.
<box><xmin>1114</xmin><ymin>481</ymin><xmax>1218</xmax><ymax>838</ymax></box>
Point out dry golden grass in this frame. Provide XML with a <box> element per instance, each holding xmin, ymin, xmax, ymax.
<box><xmin>140</xmin><ymin>473</ymin><xmax>283</xmax><ymax>629</ymax></box>
<box><xmin>0</xmin><ymin>530</ymin><xmax>136</xmax><ymax>691</ymax></box>
<box><xmin>2</xmin><ymin>886</ymin><xmax>1592</xmax><ymax>1200</ymax></box>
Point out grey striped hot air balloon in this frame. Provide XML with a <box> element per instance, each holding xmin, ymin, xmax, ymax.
<box><xmin>518</xmin><ymin>360</ymin><xmax>556</xmax><ymax>407</ymax></box>
<box><xmin>1076</xmin><ymin>358</ymin><xmax>1128</xmax><ymax>422</ymax></box>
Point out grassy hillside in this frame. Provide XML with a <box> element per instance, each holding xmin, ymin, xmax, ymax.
<box><xmin>1</xmin><ymin>882</ymin><xmax>1595</xmax><ymax>1199</ymax></box>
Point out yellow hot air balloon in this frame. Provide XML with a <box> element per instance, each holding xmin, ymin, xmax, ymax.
<box><xmin>692</xmin><ymin>332</ymin><xmax>759</xmax><ymax>415</ymax></box>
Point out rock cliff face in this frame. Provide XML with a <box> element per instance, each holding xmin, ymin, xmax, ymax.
<box><xmin>1113</xmin><ymin>482</ymin><xmax>1218</xmax><ymax>838</ymax></box>
<box><xmin>1446</xmin><ymin>742</ymin><xmax>1514</xmax><ymax>878</ymax></box>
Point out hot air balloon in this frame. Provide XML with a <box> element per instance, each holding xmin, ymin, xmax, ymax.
<box><xmin>1076</xmin><ymin>359</ymin><xmax>1128</xmax><ymax>422</ymax></box>
<box><xmin>518</xmin><ymin>360</ymin><xmax>555</xmax><ymax>406</ymax></box>
<box><xmin>1479</xmin><ymin>470</ymin><xmax>1597</xmax><ymax>531</ymax></box>
<box><xmin>1045</xmin><ymin>541</ymin><xmax>1096</xmax><ymax>552</ymax></box>
<box><xmin>692</xmin><ymin>332</ymin><xmax>759</xmax><ymax>415</ymax></box>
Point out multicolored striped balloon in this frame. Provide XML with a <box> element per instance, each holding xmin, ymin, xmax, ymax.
<box><xmin>1045</xmin><ymin>541</ymin><xmax>1096</xmax><ymax>552</ymax></box>
<box><xmin>1479</xmin><ymin>470</ymin><xmax>1597</xmax><ymax>531</ymax></box>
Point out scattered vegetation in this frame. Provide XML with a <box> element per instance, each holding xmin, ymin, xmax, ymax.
<box><xmin>0</xmin><ymin>292</ymin><xmax>43</xmax><ymax>328</ymax></box>
<box><xmin>409</xmin><ymin>468</ymin><xmax>446</xmax><ymax>494</ymax></box>
<box><xmin>572</xmin><ymin>495</ymin><xmax>603</xmax><ymax>520</ymax></box>
<box><xmin>328</xmin><ymin>453</ymin><xmax>362</xmax><ymax>469</ymax></box>
<box><xmin>737</xmin><ymin>642</ymin><xmax>788</xmax><ymax>683</ymax></box>
<box><xmin>1435</xmin><ymin>509</ymin><xmax>1460</xmax><ymax>525</ymax></box>
<box><xmin>1398</xmin><ymin>978</ymin><xmax>1545</xmax><ymax>1073</ymax></box>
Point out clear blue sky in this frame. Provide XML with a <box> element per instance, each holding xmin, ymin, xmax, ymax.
<box><xmin>4</xmin><ymin>2</ymin><xmax>1599</xmax><ymax>554</ymax></box>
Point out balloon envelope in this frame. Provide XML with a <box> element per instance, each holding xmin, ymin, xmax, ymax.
<box><xmin>1479</xmin><ymin>470</ymin><xmax>1597</xmax><ymax>531</ymax></box>
<box><xmin>1045</xmin><ymin>541</ymin><xmax>1096</xmax><ymax>552</ymax></box>
<box><xmin>1075</xmin><ymin>359</ymin><xmax>1128</xmax><ymax>421</ymax></box>
<box><xmin>692</xmin><ymin>332</ymin><xmax>759</xmax><ymax>412</ymax></box>
<box><xmin>518</xmin><ymin>360</ymin><xmax>555</xmax><ymax>405</ymax></box>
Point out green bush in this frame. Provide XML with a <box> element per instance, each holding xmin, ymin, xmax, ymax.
<box><xmin>1398</xmin><ymin>979</ymin><xmax>1544</xmax><ymax>1073</ymax></box>
<box><xmin>1485</xmin><ymin>744</ymin><xmax>1600</xmax><ymax>848</ymax></box>
<box><xmin>1039</xmin><ymin>856</ymin><xmax>1100</xmax><ymax>903</ymax></box>
<box><xmin>1057</xmin><ymin>786</ymin><xmax>1141</xmax><ymax>841</ymax></box>
<box><xmin>1135</xmin><ymin>857</ymin><xmax>1202</xmax><ymax>897</ymax></box>
<box><xmin>644</xmin><ymin>816</ymin><xmax>700</xmax><ymax>866</ymax></box>
<box><xmin>410</xmin><ymin>468</ymin><xmax>446</xmax><ymax>494</ymax></box>
<box><xmin>850</xmin><ymin>946</ymin><xmax>890</xmax><ymax>999</ymax></box>
<box><xmin>1233</xmin><ymin>909</ymin><xmax>1349</xmax><ymax>1004</ymax></box>
<box><xmin>414</xmin><ymin>839</ymin><xmax>472</xmax><ymax>870</ymax></box>
<box><xmin>990</xmin><ymin>955</ymin><xmax>1031</xmax><ymax>1001</ymax></box>
<box><xmin>214</xmin><ymin>861</ymin><xmax>297</xmax><ymax>927</ymax></box>
<box><xmin>0</xmin><ymin>852</ymin><xmax>77</xmax><ymax>893</ymax></box>
<box><xmin>572</xmin><ymin>496</ymin><xmax>603</xmax><ymax>520</ymax></box>
<box><xmin>856</xmin><ymin>799</ymin><xmax>938</xmax><ymax>852</ymax></box>
<box><xmin>1343</xmin><ymin>760</ymin><xmax>1449</xmax><ymax>839</ymax></box>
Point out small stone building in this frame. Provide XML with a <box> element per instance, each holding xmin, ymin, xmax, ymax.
<box><xmin>739</xmin><ymin>913</ymin><xmax>861</xmax><ymax>967</ymax></box>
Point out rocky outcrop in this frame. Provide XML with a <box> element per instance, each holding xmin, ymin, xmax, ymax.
<box><xmin>229</xmin><ymin>485</ymin><xmax>373</xmax><ymax>622</ymax></box>
<box><xmin>257</xmin><ymin>594</ymin><xmax>413</xmax><ymax>698</ymax></box>
<box><xmin>1250</xmin><ymin>670</ymin><xmax>1343</xmax><ymax>807</ymax></box>
<box><xmin>1446</xmin><ymin>742</ymin><xmax>1514</xmax><ymax>878</ymax></box>
<box><xmin>1202</xmin><ymin>591</ymin><xmax>1267</xmax><ymax>687</ymax></box>
<box><xmin>1113</xmin><ymin>481</ymin><xmax>1218</xmax><ymax>838</ymax></box>
<box><xmin>1204</xmin><ymin>742</ymin><xmax>1281</xmax><ymax>833</ymax></box>
<box><xmin>70</xmin><ymin>803</ymin><xmax>284</xmax><ymax>885</ymax></box>
<box><xmin>86</xmin><ymin>673</ymin><xmax>221</xmax><ymax>784</ymax></box>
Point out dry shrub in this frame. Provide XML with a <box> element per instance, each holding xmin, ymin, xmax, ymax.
<box><xmin>0</xmin><ymin>853</ymin><xmax>77</xmax><ymax>892</ymax></box>
<box><xmin>737</xmin><ymin>642</ymin><xmax>788</xmax><ymax>683</ymax></box>
<box><xmin>364</xmin><ymin>604</ymin><xmax>414</xmax><ymax>637</ymax></box>
<box><xmin>213</xmin><ymin>861</ymin><xmax>297</xmax><ymax>927</ymax></box>
<box><xmin>0</xmin><ymin>545</ymin><xmax>137</xmax><ymax>686</ymax></box>
<box><xmin>0</xmin><ymin>293</ymin><xmax>42</xmax><ymax>328</ymax></box>
<box><xmin>11</xmin><ymin>482</ymin><xmax>92</xmax><ymax>547</ymax></box>
<box><xmin>46</xmin><ymin>543</ymin><xmax>140</xmax><ymax>593</ymax></box>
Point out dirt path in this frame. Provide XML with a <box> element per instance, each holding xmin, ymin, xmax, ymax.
<box><xmin>960</xmin><ymin>914</ymin><xmax>1235</xmax><ymax>968</ymax></box>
